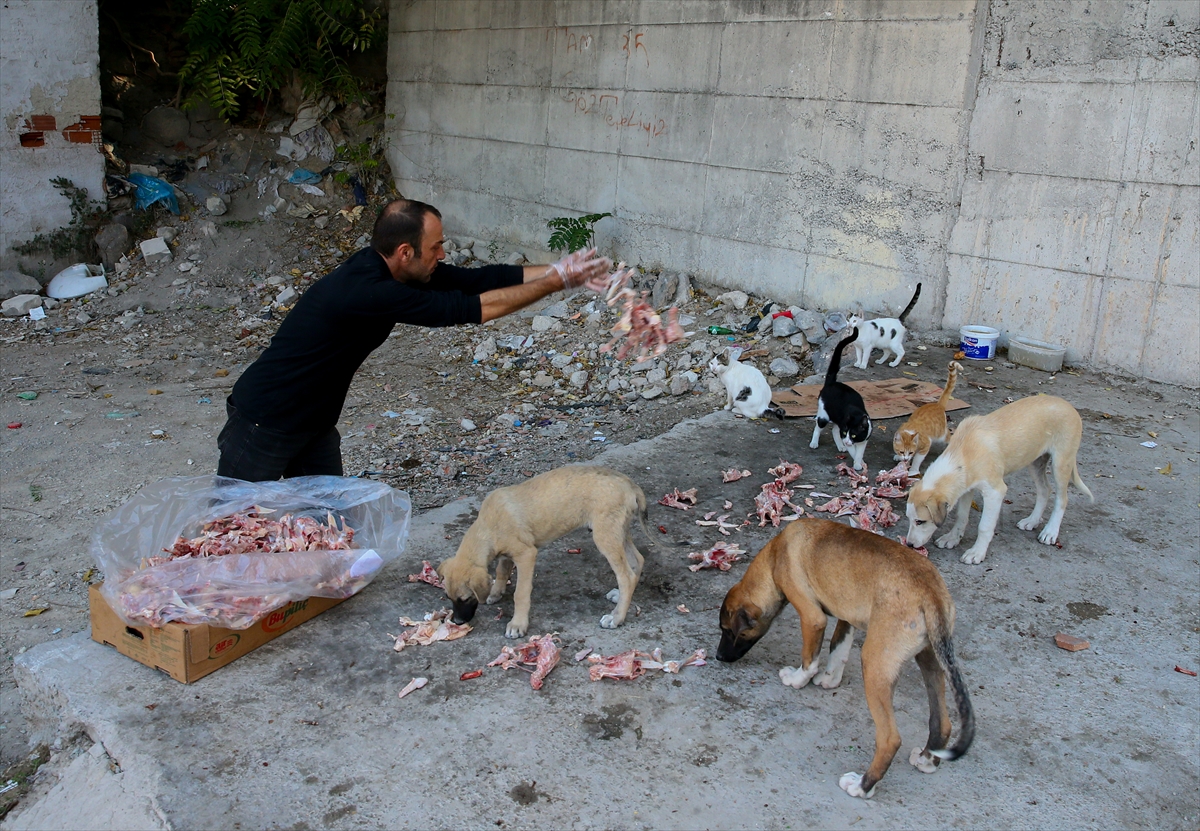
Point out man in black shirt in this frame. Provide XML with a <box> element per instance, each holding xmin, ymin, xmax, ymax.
<box><xmin>217</xmin><ymin>198</ymin><xmax>611</xmax><ymax>481</ymax></box>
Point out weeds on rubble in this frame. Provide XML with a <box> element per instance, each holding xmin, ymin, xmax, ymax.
<box><xmin>547</xmin><ymin>212</ymin><xmax>612</xmax><ymax>253</ymax></box>
<box><xmin>179</xmin><ymin>0</ymin><xmax>384</xmax><ymax>120</ymax></box>
<box><xmin>333</xmin><ymin>134</ymin><xmax>388</xmax><ymax>196</ymax></box>
<box><xmin>0</xmin><ymin>745</ymin><xmax>49</xmax><ymax>820</ymax></box>
<box><xmin>11</xmin><ymin>178</ymin><xmax>106</xmax><ymax>261</ymax></box>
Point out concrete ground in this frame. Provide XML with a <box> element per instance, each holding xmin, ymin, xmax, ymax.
<box><xmin>5</xmin><ymin>353</ymin><xmax>1199</xmax><ymax>830</ymax></box>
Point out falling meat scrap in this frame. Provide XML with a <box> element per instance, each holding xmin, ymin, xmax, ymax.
<box><xmin>597</xmin><ymin>265</ymin><xmax>688</xmax><ymax>361</ymax></box>
<box><xmin>659</xmin><ymin>487</ymin><xmax>698</xmax><ymax>510</ymax></box>
<box><xmin>488</xmin><ymin>633</ymin><xmax>561</xmax><ymax>690</ymax></box>
<box><xmin>407</xmin><ymin>560</ymin><xmax>444</xmax><ymax>588</ymax></box>
<box><xmin>687</xmin><ymin>542</ymin><xmax>746</xmax><ymax>572</ymax></box>
<box><xmin>390</xmin><ymin>609</ymin><xmax>472</xmax><ymax>651</ymax></box>
<box><xmin>587</xmin><ymin>648</ymin><xmax>707</xmax><ymax>681</ymax></box>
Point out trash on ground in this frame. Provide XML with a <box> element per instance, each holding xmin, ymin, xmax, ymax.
<box><xmin>687</xmin><ymin>542</ymin><xmax>746</xmax><ymax>572</ymax></box>
<box><xmin>488</xmin><ymin>633</ymin><xmax>561</xmax><ymax>690</ymax></box>
<box><xmin>676</xmin><ymin>604</ymin><xmax>690</xmax><ymax>614</ymax></box>
<box><xmin>1054</xmin><ymin>632</ymin><xmax>1090</xmax><ymax>652</ymax></box>
<box><xmin>659</xmin><ymin>487</ymin><xmax>698</xmax><ymax>510</ymax></box>
<box><xmin>46</xmin><ymin>262</ymin><xmax>107</xmax><ymax>299</ymax></box>
<box><xmin>398</xmin><ymin>677</ymin><xmax>428</xmax><ymax>699</ymax></box>
<box><xmin>391</xmin><ymin>609</ymin><xmax>472</xmax><ymax>652</ymax></box>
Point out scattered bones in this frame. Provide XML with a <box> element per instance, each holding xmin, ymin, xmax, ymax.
<box><xmin>813</xmin><ymin>465</ymin><xmax>902</xmax><ymax>535</ymax></box>
<box><xmin>754</xmin><ymin>479</ymin><xmax>804</xmax><ymax>527</ymax></box>
<box><xmin>488</xmin><ymin>633</ymin><xmax>561</xmax><ymax>690</ymax></box>
<box><xmin>767</xmin><ymin>460</ymin><xmax>804</xmax><ymax>484</ymax></box>
<box><xmin>687</xmin><ymin>542</ymin><xmax>746</xmax><ymax>571</ymax></box>
<box><xmin>586</xmin><ymin>648</ymin><xmax>707</xmax><ymax>681</ymax></box>
<box><xmin>696</xmin><ymin>513</ymin><xmax>742</xmax><ymax>535</ymax></box>
<box><xmin>398</xmin><ymin>677</ymin><xmax>428</xmax><ymax>699</ymax></box>
<box><xmin>659</xmin><ymin>487</ymin><xmax>698</xmax><ymax>510</ymax></box>
<box><xmin>721</xmin><ymin>468</ymin><xmax>752</xmax><ymax>482</ymax></box>
<box><xmin>390</xmin><ymin>609</ymin><xmax>472</xmax><ymax>651</ymax></box>
<box><xmin>407</xmin><ymin>560</ymin><xmax>444</xmax><ymax>588</ymax></box>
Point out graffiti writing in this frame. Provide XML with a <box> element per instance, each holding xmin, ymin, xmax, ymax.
<box><xmin>620</xmin><ymin>31</ymin><xmax>649</xmax><ymax>67</ymax></box>
<box><xmin>560</xmin><ymin>90</ymin><xmax>667</xmax><ymax>144</ymax></box>
<box><xmin>547</xmin><ymin>27</ymin><xmax>593</xmax><ymax>53</ymax></box>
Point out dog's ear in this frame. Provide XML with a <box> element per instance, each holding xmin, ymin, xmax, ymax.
<box><xmin>733</xmin><ymin>606</ymin><xmax>760</xmax><ymax>637</ymax></box>
<box><xmin>931</xmin><ymin>499</ymin><xmax>950</xmax><ymax>526</ymax></box>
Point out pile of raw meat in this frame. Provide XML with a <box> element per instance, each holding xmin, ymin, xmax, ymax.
<box><xmin>488</xmin><ymin>634</ymin><xmax>561</xmax><ymax>690</ymax></box>
<box><xmin>813</xmin><ymin>463</ymin><xmax>907</xmax><ymax>534</ymax></box>
<box><xmin>117</xmin><ymin>508</ymin><xmax>366</xmax><ymax>629</ymax></box>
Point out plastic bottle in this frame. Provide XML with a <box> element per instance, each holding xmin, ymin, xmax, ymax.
<box><xmin>706</xmin><ymin>325</ymin><xmax>734</xmax><ymax>335</ymax></box>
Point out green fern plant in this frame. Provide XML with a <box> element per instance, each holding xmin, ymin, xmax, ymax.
<box><xmin>11</xmin><ymin>178</ymin><xmax>106</xmax><ymax>260</ymax></box>
<box><xmin>179</xmin><ymin>0</ymin><xmax>384</xmax><ymax>121</ymax></box>
<box><xmin>546</xmin><ymin>212</ymin><xmax>612</xmax><ymax>253</ymax></box>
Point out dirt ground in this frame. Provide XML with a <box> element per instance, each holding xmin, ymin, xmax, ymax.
<box><xmin>1</xmin><ymin>127</ymin><xmax>1198</xmax><ymax>828</ymax></box>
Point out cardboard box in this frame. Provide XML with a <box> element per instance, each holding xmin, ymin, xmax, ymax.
<box><xmin>89</xmin><ymin>583</ymin><xmax>345</xmax><ymax>683</ymax></box>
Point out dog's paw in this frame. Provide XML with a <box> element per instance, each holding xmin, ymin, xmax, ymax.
<box><xmin>909</xmin><ymin>747</ymin><xmax>940</xmax><ymax>774</ymax></box>
<box><xmin>599</xmin><ymin>613</ymin><xmax>623</xmax><ymax>629</ymax></box>
<box><xmin>960</xmin><ymin>546</ymin><xmax>987</xmax><ymax>565</ymax></box>
<box><xmin>815</xmin><ymin>669</ymin><xmax>843</xmax><ymax>689</ymax></box>
<box><xmin>605</xmin><ymin>588</ymin><xmax>621</xmax><ymax>603</ymax></box>
<box><xmin>505</xmin><ymin>620</ymin><xmax>528</xmax><ymax>639</ymax></box>
<box><xmin>485</xmin><ymin>591</ymin><xmax>504</xmax><ymax>605</ymax></box>
<box><xmin>779</xmin><ymin>664</ymin><xmax>818</xmax><ymax>688</ymax></box>
<box><xmin>1037</xmin><ymin>527</ymin><xmax>1059</xmax><ymax>545</ymax></box>
<box><xmin>838</xmin><ymin>772</ymin><xmax>875</xmax><ymax>799</ymax></box>
<box><xmin>935</xmin><ymin>532</ymin><xmax>962</xmax><ymax>549</ymax></box>
<box><xmin>1017</xmin><ymin>516</ymin><xmax>1040</xmax><ymax>531</ymax></box>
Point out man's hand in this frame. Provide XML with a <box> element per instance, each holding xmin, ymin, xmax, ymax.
<box><xmin>549</xmin><ymin>248</ymin><xmax>613</xmax><ymax>289</ymax></box>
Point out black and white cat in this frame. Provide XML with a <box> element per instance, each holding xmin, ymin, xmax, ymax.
<box><xmin>810</xmin><ymin>328</ymin><xmax>872</xmax><ymax>470</ymax></box>
<box><xmin>847</xmin><ymin>283</ymin><xmax>921</xmax><ymax>369</ymax></box>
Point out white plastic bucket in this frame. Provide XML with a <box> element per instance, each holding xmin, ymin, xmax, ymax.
<box><xmin>960</xmin><ymin>325</ymin><xmax>1000</xmax><ymax>360</ymax></box>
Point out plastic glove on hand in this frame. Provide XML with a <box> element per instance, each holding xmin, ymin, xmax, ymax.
<box><xmin>550</xmin><ymin>248</ymin><xmax>613</xmax><ymax>289</ymax></box>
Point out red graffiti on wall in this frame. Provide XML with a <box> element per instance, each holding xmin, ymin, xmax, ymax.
<box><xmin>560</xmin><ymin>90</ymin><xmax>666</xmax><ymax>144</ymax></box>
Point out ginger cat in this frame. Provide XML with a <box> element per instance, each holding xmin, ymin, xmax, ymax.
<box><xmin>893</xmin><ymin>361</ymin><xmax>962</xmax><ymax>475</ymax></box>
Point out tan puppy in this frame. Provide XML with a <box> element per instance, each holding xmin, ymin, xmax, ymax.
<box><xmin>437</xmin><ymin>465</ymin><xmax>649</xmax><ymax>638</ymax></box>
<box><xmin>904</xmin><ymin>394</ymin><xmax>1093</xmax><ymax>564</ymax></box>
<box><xmin>717</xmin><ymin>519</ymin><xmax>974</xmax><ymax>799</ymax></box>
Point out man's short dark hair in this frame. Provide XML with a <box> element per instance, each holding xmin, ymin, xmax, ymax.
<box><xmin>371</xmin><ymin>199</ymin><xmax>442</xmax><ymax>257</ymax></box>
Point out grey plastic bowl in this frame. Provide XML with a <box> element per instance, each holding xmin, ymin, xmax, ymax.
<box><xmin>1007</xmin><ymin>336</ymin><xmax>1066</xmax><ymax>373</ymax></box>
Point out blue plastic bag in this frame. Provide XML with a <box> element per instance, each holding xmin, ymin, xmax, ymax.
<box><xmin>128</xmin><ymin>172</ymin><xmax>180</xmax><ymax>214</ymax></box>
<box><xmin>287</xmin><ymin>168</ymin><xmax>322</xmax><ymax>185</ymax></box>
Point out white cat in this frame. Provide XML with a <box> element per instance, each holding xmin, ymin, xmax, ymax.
<box><xmin>847</xmin><ymin>283</ymin><xmax>921</xmax><ymax>369</ymax></box>
<box><xmin>708</xmin><ymin>350</ymin><xmax>783</xmax><ymax>419</ymax></box>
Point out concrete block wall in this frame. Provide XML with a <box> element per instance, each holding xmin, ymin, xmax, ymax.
<box><xmin>386</xmin><ymin>0</ymin><xmax>1199</xmax><ymax>385</ymax></box>
<box><xmin>0</xmin><ymin>0</ymin><xmax>106</xmax><ymax>274</ymax></box>
<box><xmin>946</xmin><ymin>0</ymin><xmax>1199</xmax><ymax>386</ymax></box>
<box><xmin>386</xmin><ymin>0</ymin><xmax>982</xmax><ymax>331</ymax></box>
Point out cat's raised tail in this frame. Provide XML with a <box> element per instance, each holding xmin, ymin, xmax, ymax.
<box><xmin>898</xmin><ymin>283</ymin><xmax>922</xmax><ymax>323</ymax></box>
<box><xmin>826</xmin><ymin>327</ymin><xmax>859</xmax><ymax>385</ymax></box>
<box><xmin>937</xmin><ymin>360</ymin><xmax>963</xmax><ymax>406</ymax></box>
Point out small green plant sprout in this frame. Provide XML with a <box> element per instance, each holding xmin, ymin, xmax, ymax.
<box><xmin>546</xmin><ymin>212</ymin><xmax>612</xmax><ymax>253</ymax></box>
<box><xmin>12</xmin><ymin>178</ymin><xmax>106</xmax><ymax>260</ymax></box>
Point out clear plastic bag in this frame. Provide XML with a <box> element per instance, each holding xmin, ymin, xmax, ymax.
<box><xmin>90</xmin><ymin>475</ymin><xmax>411</xmax><ymax>629</ymax></box>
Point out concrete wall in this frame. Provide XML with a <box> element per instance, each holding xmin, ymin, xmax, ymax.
<box><xmin>0</xmin><ymin>0</ymin><xmax>105</xmax><ymax>274</ymax></box>
<box><xmin>385</xmin><ymin>0</ymin><xmax>1200</xmax><ymax>386</ymax></box>
<box><xmin>946</xmin><ymin>0</ymin><xmax>1199</xmax><ymax>385</ymax></box>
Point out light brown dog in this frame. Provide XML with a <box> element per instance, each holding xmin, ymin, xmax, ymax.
<box><xmin>437</xmin><ymin>465</ymin><xmax>649</xmax><ymax>638</ymax></box>
<box><xmin>904</xmin><ymin>394</ymin><xmax>1093</xmax><ymax>564</ymax></box>
<box><xmin>717</xmin><ymin>518</ymin><xmax>974</xmax><ymax>799</ymax></box>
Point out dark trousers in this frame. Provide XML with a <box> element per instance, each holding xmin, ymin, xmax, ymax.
<box><xmin>216</xmin><ymin>398</ymin><xmax>343</xmax><ymax>482</ymax></box>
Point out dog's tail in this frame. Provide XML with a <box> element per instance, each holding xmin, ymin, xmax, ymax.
<box><xmin>926</xmin><ymin>609</ymin><xmax>975</xmax><ymax>762</ymax></box>
<box><xmin>898</xmin><ymin>283</ymin><xmax>922</xmax><ymax>323</ymax></box>
<box><xmin>1071</xmin><ymin>462</ymin><xmax>1095</xmax><ymax>502</ymax></box>
<box><xmin>936</xmin><ymin>361</ymin><xmax>963</xmax><ymax>407</ymax></box>
<box><xmin>634</xmin><ymin>487</ymin><xmax>655</xmax><ymax>546</ymax></box>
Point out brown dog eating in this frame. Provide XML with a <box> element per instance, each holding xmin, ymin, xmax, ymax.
<box><xmin>717</xmin><ymin>518</ymin><xmax>974</xmax><ymax>798</ymax></box>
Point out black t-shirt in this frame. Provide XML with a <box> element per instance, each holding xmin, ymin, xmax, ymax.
<box><xmin>230</xmin><ymin>247</ymin><xmax>522</xmax><ymax>433</ymax></box>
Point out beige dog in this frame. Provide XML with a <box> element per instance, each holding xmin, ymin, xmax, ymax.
<box><xmin>904</xmin><ymin>394</ymin><xmax>1093</xmax><ymax>564</ymax></box>
<box><xmin>717</xmin><ymin>519</ymin><xmax>974</xmax><ymax>799</ymax></box>
<box><xmin>437</xmin><ymin>465</ymin><xmax>649</xmax><ymax>638</ymax></box>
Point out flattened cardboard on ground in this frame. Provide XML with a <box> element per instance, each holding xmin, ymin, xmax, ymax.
<box><xmin>771</xmin><ymin>377</ymin><xmax>972</xmax><ymax>419</ymax></box>
<box><xmin>88</xmin><ymin>583</ymin><xmax>345</xmax><ymax>683</ymax></box>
